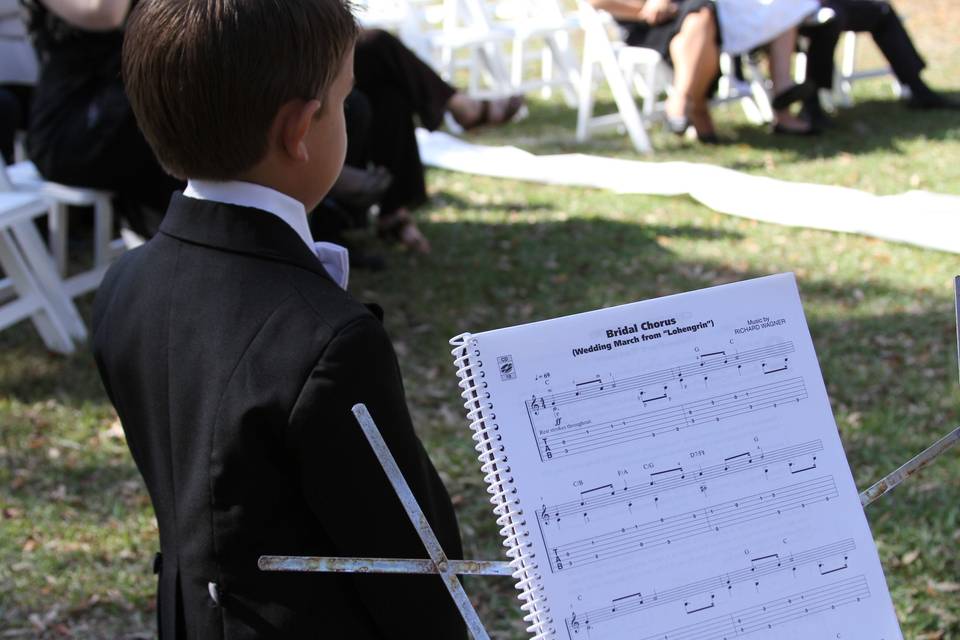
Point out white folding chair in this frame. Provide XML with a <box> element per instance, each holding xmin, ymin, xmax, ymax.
<box><xmin>6</xmin><ymin>161</ymin><xmax>128</xmax><ymax>298</ymax></box>
<box><xmin>575</xmin><ymin>1</ymin><xmax>660</xmax><ymax>153</ymax></box>
<box><xmin>575</xmin><ymin>3</ymin><xmax>772</xmax><ymax>153</ymax></box>
<box><xmin>482</xmin><ymin>0</ymin><xmax>582</xmax><ymax>104</ymax></box>
<box><xmin>833</xmin><ymin>30</ymin><xmax>903</xmax><ymax>107</ymax></box>
<box><xmin>0</xmin><ymin>169</ymin><xmax>87</xmax><ymax>353</ymax></box>
<box><xmin>716</xmin><ymin>52</ymin><xmax>775</xmax><ymax>125</ymax></box>
<box><xmin>384</xmin><ymin>0</ymin><xmax>515</xmax><ymax>98</ymax></box>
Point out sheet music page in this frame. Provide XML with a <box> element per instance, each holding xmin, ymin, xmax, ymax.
<box><xmin>469</xmin><ymin>273</ymin><xmax>902</xmax><ymax>640</ymax></box>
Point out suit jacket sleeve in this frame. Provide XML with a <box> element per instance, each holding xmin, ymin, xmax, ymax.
<box><xmin>286</xmin><ymin>315</ymin><xmax>467</xmax><ymax>639</ymax></box>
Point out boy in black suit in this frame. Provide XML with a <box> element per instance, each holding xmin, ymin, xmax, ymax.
<box><xmin>91</xmin><ymin>1</ymin><xmax>466</xmax><ymax>638</ymax></box>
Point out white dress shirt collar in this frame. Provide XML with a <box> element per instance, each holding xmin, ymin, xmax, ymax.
<box><xmin>183</xmin><ymin>180</ymin><xmax>349</xmax><ymax>289</ymax></box>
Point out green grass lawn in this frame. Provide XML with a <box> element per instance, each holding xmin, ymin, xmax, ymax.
<box><xmin>2</xmin><ymin>2</ymin><xmax>959</xmax><ymax>637</ymax></box>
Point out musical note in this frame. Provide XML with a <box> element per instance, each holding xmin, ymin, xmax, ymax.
<box><xmin>548</xmin><ymin>477</ymin><xmax>838</xmax><ymax>573</ymax></box>
<box><xmin>537</xmin><ymin>378</ymin><xmax>809</xmax><ymax>461</ymax></box>
<box><xmin>537</xmin><ymin>441</ymin><xmax>824</xmax><ymax>525</ymax></box>
<box><xmin>526</xmin><ymin>342</ymin><xmax>796</xmax><ymax>413</ymax></box>
<box><xmin>561</xmin><ymin>539</ymin><xmax>858</xmax><ymax>633</ymax></box>
<box><xmin>639</xmin><ymin>577</ymin><xmax>870</xmax><ymax>640</ymax></box>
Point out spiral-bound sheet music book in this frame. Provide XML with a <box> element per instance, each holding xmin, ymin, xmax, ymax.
<box><xmin>451</xmin><ymin>273</ymin><xmax>902</xmax><ymax>640</ymax></box>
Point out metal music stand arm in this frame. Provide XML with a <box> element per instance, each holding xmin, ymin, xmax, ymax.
<box><xmin>259</xmin><ymin>404</ymin><xmax>511</xmax><ymax>640</ymax></box>
<box><xmin>860</xmin><ymin>275</ymin><xmax>960</xmax><ymax>506</ymax></box>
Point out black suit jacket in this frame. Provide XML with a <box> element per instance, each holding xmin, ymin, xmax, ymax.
<box><xmin>92</xmin><ymin>194</ymin><xmax>467</xmax><ymax>639</ymax></box>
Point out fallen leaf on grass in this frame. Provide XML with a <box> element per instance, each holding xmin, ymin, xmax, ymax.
<box><xmin>928</xmin><ymin>581</ymin><xmax>960</xmax><ymax>593</ymax></box>
<box><xmin>901</xmin><ymin>549</ymin><xmax>921</xmax><ymax>565</ymax></box>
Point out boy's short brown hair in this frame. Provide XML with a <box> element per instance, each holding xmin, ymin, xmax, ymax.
<box><xmin>123</xmin><ymin>0</ymin><xmax>357</xmax><ymax>181</ymax></box>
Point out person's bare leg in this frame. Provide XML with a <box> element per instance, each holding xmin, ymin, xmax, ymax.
<box><xmin>668</xmin><ymin>8</ymin><xmax>719</xmax><ymax>136</ymax></box>
<box><xmin>767</xmin><ymin>28</ymin><xmax>797</xmax><ymax>93</ymax></box>
<box><xmin>767</xmin><ymin>28</ymin><xmax>810</xmax><ymax>131</ymax></box>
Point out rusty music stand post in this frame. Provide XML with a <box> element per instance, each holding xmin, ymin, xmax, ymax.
<box><xmin>259</xmin><ymin>279</ymin><xmax>960</xmax><ymax>639</ymax></box>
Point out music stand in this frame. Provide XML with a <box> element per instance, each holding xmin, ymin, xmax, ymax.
<box><xmin>259</xmin><ymin>279</ymin><xmax>960</xmax><ymax>639</ymax></box>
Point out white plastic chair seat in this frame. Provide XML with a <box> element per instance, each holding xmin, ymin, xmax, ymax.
<box><xmin>0</xmin><ymin>191</ymin><xmax>87</xmax><ymax>354</ymax></box>
<box><xmin>8</xmin><ymin>161</ymin><xmax>104</xmax><ymax>206</ymax></box>
<box><xmin>7</xmin><ymin>161</ymin><xmax>124</xmax><ymax>297</ymax></box>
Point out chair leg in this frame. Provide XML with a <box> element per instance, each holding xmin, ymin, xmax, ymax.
<box><xmin>601</xmin><ymin>48</ymin><xmax>652</xmax><ymax>152</ymax></box>
<box><xmin>47</xmin><ymin>201</ymin><xmax>69</xmax><ymax>276</ymax></box>
<box><xmin>511</xmin><ymin>36</ymin><xmax>524</xmax><ymax>88</ymax></box>
<box><xmin>548</xmin><ymin>34</ymin><xmax>582</xmax><ymax>107</ymax></box>
<box><xmin>837</xmin><ymin>31</ymin><xmax>857</xmax><ymax>107</ymax></box>
<box><xmin>11</xmin><ymin>220</ymin><xmax>87</xmax><ymax>341</ymax></box>
<box><xmin>93</xmin><ymin>196</ymin><xmax>115</xmax><ymax>268</ymax></box>
<box><xmin>576</xmin><ymin>44</ymin><xmax>597</xmax><ymax>142</ymax></box>
<box><xmin>743</xmin><ymin>57</ymin><xmax>775</xmax><ymax>123</ymax></box>
<box><xmin>0</xmin><ymin>227</ymin><xmax>75</xmax><ymax>354</ymax></box>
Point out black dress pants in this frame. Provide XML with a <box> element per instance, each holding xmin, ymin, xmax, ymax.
<box><xmin>352</xmin><ymin>29</ymin><xmax>456</xmax><ymax>213</ymax></box>
<box><xmin>803</xmin><ymin>0</ymin><xmax>925</xmax><ymax>91</ymax></box>
<box><xmin>0</xmin><ymin>85</ymin><xmax>32</xmax><ymax>164</ymax></box>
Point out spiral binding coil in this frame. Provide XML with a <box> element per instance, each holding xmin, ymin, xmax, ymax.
<box><xmin>450</xmin><ymin>333</ymin><xmax>553</xmax><ymax>639</ymax></box>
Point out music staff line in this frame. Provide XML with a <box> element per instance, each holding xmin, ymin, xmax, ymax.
<box><xmin>526</xmin><ymin>341</ymin><xmax>795</xmax><ymax>414</ymax></box>
<box><xmin>537</xmin><ymin>378</ymin><xmax>809</xmax><ymax>462</ymax></box>
<box><xmin>550</xmin><ymin>476</ymin><xmax>838</xmax><ymax>573</ymax></box>
<box><xmin>620</xmin><ymin>576</ymin><xmax>871</xmax><ymax>640</ymax></box>
<box><xmin>538</xmin><ymin>440</ymin><xmax>824</xmax><ymax>526</ymax></box>
<box><xmin>563</xmin><ymin>538</ymin><xmax>856</xmax><ymax>636</ymax></box>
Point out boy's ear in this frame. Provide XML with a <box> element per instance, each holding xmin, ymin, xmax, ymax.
<box><xmin>279</xmin><ymin>99</ymin><xmax>324</xmax><ymax>163</ymax></box>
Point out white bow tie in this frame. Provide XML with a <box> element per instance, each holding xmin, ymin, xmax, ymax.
<box><xmin>313</xmin><ymin>242</ymin><xmax>350</xmax><ymax>290</ymax></box>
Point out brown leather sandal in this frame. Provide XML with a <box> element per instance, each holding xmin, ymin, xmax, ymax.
<box><xmin>461</xmin><ymin>95</ymin><xmax>525</xmax><ymax>131</ymax></box>
<box><xmin>377</xmin><ymin>209</ymin><xmax>431</xmax><ymax>254</ymax></box>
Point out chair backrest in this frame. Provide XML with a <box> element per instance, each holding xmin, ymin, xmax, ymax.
<box><xmin>576</xmin><ymin>0</ymin><xmax>613</xmax><ymax>41</ymax></box>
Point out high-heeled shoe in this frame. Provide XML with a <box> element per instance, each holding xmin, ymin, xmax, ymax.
<box><xmin>771</xmin><ymin>81</ymin><xmax>816</xmax><ymax>111</ymax></box>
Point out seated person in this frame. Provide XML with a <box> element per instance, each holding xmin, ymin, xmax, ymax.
<box><xmin>715</xmin><ymin>0</ymin><xmax>821</xmax><ymax>134</ymax></box>
<box><xmin>93</xmin><ymin>0</ymin><xmax>466</xmax><ymax>637</ymax></box>
<box><xmin>801</xmin><ymin>0</ymin><xmax>958</xmax><ymax>126</ymax></box>
<box><xmin>0</xmin><ymin>0</ymin><xmax>37</xmax><ymax>162</ymax></box>
<box><xmin>590</xmin><ymin>0</ymin><xmax>722</xmax><ymax>143</ymax></box>
<box><xmin>340</xmin><ymin>28</ymin><xmax>524</xmax><ymax>253</ymax></box>
<box><xmin>766</xmin><ymin>26</ymin><xmax>819</xmax><ymax>134</ymax></box>
<box><xmin>23</xmin><ymin>0</ymin><xmax>183</xmax><ymax>237</ymax></box>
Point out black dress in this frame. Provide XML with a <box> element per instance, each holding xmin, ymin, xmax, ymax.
<box><xmin>25</xmin><ymin>3</ymin><xmax>182</xmax><ymax>237</ymax></box>
<box><xmin>351</xmin><ymin>29</ymin><xmax>456</xmax><ymax>214</ymax></box>
<box><xmin>618</xmin><ymin>0</ymin><xmax>717</xmax><ymax>65</ymax></box>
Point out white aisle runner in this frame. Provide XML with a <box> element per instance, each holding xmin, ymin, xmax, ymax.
<box><xmin>416</xmin><ymin>129</ymin><xmax>960</xmax><ymax>254</ymax></box>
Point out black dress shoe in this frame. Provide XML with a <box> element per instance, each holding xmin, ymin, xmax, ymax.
<box><xmin>696</xmin><ymin>132</ymin><xmax>726</xmax><ymax>145</ymax></box>
<box><xmin>772</xmin><ymin>122</ymin><xmax>821</xmax><ymax>136</ymax></box>
<box><xmin>906</xmin><ymin>89</ymin><xmax>960</xmax><ymax>110</ymax></box>
<box><xmin>799</xmin><ymin>101</ymin><xmax>833</xmax><ymax>129</ymax></box>
<box><xmin>772</xmin><ymin>82</ymin><xmax>817</xmax><ymax>111</ymax></box>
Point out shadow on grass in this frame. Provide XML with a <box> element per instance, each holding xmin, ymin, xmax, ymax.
<box><xmin>726</xmin><ymin>94</ymin><xmax>960</xmax><ymax>158</ymax></box>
